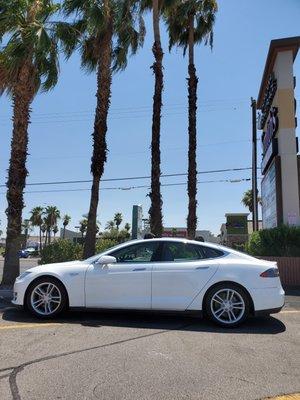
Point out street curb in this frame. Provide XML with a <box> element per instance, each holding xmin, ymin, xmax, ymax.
<box><xmin>0</xmin><ymin>289</ymin><xmax>13</xmax><ymax>301</ymax></box>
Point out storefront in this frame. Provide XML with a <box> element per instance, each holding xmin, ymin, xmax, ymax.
<box><xmin>257</xmin><ymin>37</ymin><xmax>300</xmax><ymax>228</ymax></box>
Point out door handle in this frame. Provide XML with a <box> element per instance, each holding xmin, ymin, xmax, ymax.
<box><xmin>132</xmin><ymin>267</ymin><xmax>146</xmax><ymax>271</ymax></box>
<box><xmin>195</xmin><ymin>266</ymin><xmax>210</xmax><ymax>270</ymax></box>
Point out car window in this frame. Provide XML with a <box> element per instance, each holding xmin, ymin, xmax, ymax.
<box><xmin>161</xmin><ymin>242</ymin><xmax>224</xmax><ymax>262</ymax></box>
<box><xmin>109</xmin><ymin>242</ymin><xmax>160</xmax><ymax>263</ymax></box>
<box><xmin>198</xmin><ymin>246</ymin><xmax>224</xmax><ymax>259</ymax></box>
<box><xmin>162</xmin><ymin>242</ymin><xmax>201</xmax><ymax>262</ymax></box>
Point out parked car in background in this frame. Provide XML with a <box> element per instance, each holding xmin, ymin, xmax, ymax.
<box><xmin>12</xmin><ymin>238</ymin><xmax>285</xmax><ymax>327</ymax></box>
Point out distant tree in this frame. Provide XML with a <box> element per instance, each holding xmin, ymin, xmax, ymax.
<box><xmin>53</xmin><ymin>225</ymin><xmax>59</xmax><ymax>238</ymax></box>
<box><xmin>30</xmin><ymin>206</ymin><xmax>44</xmax><ymax>251</ymax></box>
<box><xmin>124</xmin><ymin>223</ymin><xmax>131</xmax><ymax>232</ymax></box>
<box><xmin>21</xmin><ymin>219</ymin><xmax>32</xmax><ymax>248</ymax></box>
<box><xmin>114</xmin><ymin>213</ymin><xmax>123</xmax><ymax>231</ymax></box>
<box><xmin>105</xmin><ymin>220</ymin><xmax>115</xmax><ymax>231</ymax></box>
<box><xmin>242</xmin><ymin>189</ymin><xmax>262</xmax><ymax>213</ymax></box>
<box><xmin>62</xmin><ymin>214</ymin><xmax>71</xmax><ymax>239</ymax></box>
<box><xmin>44</xmin><ymin>206</ymin><xmax>60</xmax><ymax>245</ymax></box>
<box><xmin>79</xmin><ymin>219</ymin><xmax>88</xmax><ymax>240</ymax></box>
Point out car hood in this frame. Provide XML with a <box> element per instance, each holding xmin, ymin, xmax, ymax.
<box><xmin>26</xmin><ymin>260</ymin><xmax>85</xmax><ymax>274</ymax></box>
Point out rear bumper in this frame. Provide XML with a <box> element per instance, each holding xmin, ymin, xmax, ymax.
<box><xmin>249</xmin><ymin>286</ymin><xmax>285</xmax><ymax>312</ymax></box>
<box><xmin>255</xmin><ymin>305</ymin><xmax>284</xmax><ymax>316</ymax></box>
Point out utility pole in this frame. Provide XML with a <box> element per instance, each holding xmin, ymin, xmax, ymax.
<box><xmin>251</xmin><ymin>98</ymin><xmax>259</xmax><ymax>231</ymax></box>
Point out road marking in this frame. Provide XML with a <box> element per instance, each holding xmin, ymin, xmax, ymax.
<box><xmin>281</xmin><ymin>310</ymin><xmax>300</xmax><ymax>314</ymax></box>
<box><xmin>0</xmin><ymin>322</ymin><xmax>62</xmax><ymax>331</ymax></box>
<box><xmin>263</xmin><ymin>394</ymin><xmax>300</xmax><ymax>399</ymax></box>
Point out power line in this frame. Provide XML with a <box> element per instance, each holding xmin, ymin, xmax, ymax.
<box><xmin>0</xmin><ymin>167</ymin><xmax>254</xmax><ymax>188</ymax></box>
<box><xmin>0</xmin><ymin>177</ymin><xmax>253</xmax><ymax>195</ymax></box>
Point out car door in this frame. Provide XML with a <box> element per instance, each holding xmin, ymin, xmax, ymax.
<box><xmin>151</xmin><ymin>241</ymin><xmax>220</xmax><ymax>310</ymax></box>
<box><xmin>85</xmin><ymin>241</ymin><xmax>160</xmax><ymax>309</ymax></box>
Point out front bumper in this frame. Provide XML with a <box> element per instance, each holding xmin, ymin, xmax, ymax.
<box><xmin>11</xmin><ymin>279</ymin><xmax>28</xmax><ymax>306</ymax></box>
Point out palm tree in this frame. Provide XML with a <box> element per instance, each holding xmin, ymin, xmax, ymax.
<box><xmin>147</xmin><ymin>0</ymin><xmax>165</xmax><ymax>237</ymax></box>
<box><xmin>166</xmin><ymin>0</ymin><xmax>217</xmax><ymax>239</ymax></box>
<box><xmin>59</xmin><ymin>0</ymin><xmax>145</xmax><ymax>258</ymax></box>
<box><xmin>30</xmin><ymin>206</ymin><xmax>44</xmax><ymax>251</ymax></box>
<box><xmin>52</xmin><ymin>225</ymin><xmax>58</xmax><ymax>238</ymax></box>
<box><xmin>105</xmin><ymin>220</ymin><xmax>115</xmax><ymax>231</ymax></box>
<box><xmin>242</xmin><ymin>189</ymin><xmax>262</xmax><ymax>213</ymax></box>
<box><xmin>44</xmin><ymin>206</ymin><xmax>60</xmax><ymax>245</ymax></box>
<box><xmin>0</xmin><ymin>0</ymin><xmax>61</xmax><ymax>286</ymax></box>
<box><xmin>62</xmin><ymin>214</ymin><xmax>71</xmax><ymax>239</ymax></box>
<box><xmin>79</xmin><ymin>219</ymin><xmax>88</xmax><ymax>240</ymax></box>
<box><xmin>114</xmin><ymin>212</ymin><xmax>123</xmax><ymax>231</ymax></box>
<box><xmin>21</xmin><ymin>219</ymin><xmax>32</xmax><ymax>249</ymax></box>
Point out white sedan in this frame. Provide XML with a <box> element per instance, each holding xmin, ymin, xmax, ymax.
<box><xmin>12</xmin><ymin>238</ymin><xmax>285</xmax><ymax>327</ymax></box>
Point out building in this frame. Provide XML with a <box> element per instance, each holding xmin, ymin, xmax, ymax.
<box><xmin>257</xmin><ymin>37</ymin><xmax>300</xmax><ymax>228</ymax></box>
<box><xmin>220</xmin><ymin>213</ymin><xmax>262</xmax><ymax>248</ymax></box>
<box><xmin>162</xmin><ymin>227</ymin><xmax>219</xmax><ymax>243</ymax></box>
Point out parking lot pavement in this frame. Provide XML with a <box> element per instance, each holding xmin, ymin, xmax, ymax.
<box><xmin>0</xmin><ymin>296</ymin><xmax>299</xmax><ymax>400</ymax></box>
<box><xmin>0</xmin><ymin>257</ymin><xmax>39</xmax><ymax>281</ymax></box>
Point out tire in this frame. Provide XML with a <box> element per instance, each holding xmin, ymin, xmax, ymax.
<box><xmin>26</xmin><ymin>277</ymin><xmax>68</xmax><ymax>319</ymax></box>
<box><xmin>204</xmin><ymin>283</ymin><xmax>250</xmax><ymax>328</ymax></box>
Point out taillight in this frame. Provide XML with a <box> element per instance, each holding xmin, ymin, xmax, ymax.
<box><xmin>260</xmin><ymin>268</ymin><xmax>279</xmax><ymax>278</ymax></box>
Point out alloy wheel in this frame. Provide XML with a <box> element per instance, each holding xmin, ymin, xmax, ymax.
<box><xmin>30</xmin><ymin>282</ymin><xmax>62</xmax><ymax>316</ymax></box>
<box><xmin>210</xmin><ymin>288</ymin><xmax>245</xmax><ymax>324</ymax></box>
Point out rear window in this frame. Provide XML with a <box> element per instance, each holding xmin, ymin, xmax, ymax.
<box><xmin>199</xmin><ymin>246</ymin><xmax>224</xmax><ymax>259</ymax></box>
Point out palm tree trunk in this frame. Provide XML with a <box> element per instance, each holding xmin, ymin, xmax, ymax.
<box><xmin>149</xmin><ymin>0</ymin><xmax>163</xmax><ymax>237</ymax></box>
<box><xmin>63</xmin><ymin>226</ymin><xmax>66</xmax><ymax>239</ymax></box>
<box><xmin>187</xmin><ymin>14</ymin><xmax>198</xmax><ymax>240</ymax></box>
<box><xmin>1</xmin><ymin>65</ymin><xmax>33</xmax><ymax>287</ymax></box>
<box><xmin>39</xmin><ymin>226</ymin><xmax>42</xmax><ymax>252</ymax></box>
<box><xmin>83</xmin><ymin>27</ymin><xmax>113</xmax><ymax>259</ymax></box>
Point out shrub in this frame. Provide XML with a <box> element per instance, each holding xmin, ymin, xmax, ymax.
<box><xmin>40</xmin><ymin>240</ymin><xmax>83</xmax><ymax>264</ymax></box>
<box><xmin>95</xmin><ymin>238</ymin><xmax>118</xmax><ymax>254</ymax></box>
<box><xmin>247</xmin><ymin>225</ymin><xmax>300</xmax><ymax>257</ymax></box>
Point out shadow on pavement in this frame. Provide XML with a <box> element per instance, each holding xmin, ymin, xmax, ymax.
<box><xmin>1</xmin><ymin>305</ymin><xmax>286</xmax><ymax>335</ymax></box>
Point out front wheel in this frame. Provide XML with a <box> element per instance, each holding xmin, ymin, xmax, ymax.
<box><xmin>204</xmin><ymin>283</ymin><xmax>250</xmax><ymax>327</ymax></box>
<box><xmin>26</xmin><ymin>277</ymin><xmax>67</xmax><ymax>318</ymax></box>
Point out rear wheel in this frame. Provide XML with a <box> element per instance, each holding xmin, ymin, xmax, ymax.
<box><xmin>26</xmin><ymin>277</ymin><xmax>67</xmax><ymax>318</ymax></box>
<box><xmin>205</xmin><ymin>283</ymin><xmax>250</xmax><ymax>327</ymax></box>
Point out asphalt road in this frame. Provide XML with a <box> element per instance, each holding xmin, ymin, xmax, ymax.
<box><xmin>0</xmin><ymin>294</ymin><xmax>299</xmax><ymax>400</ymax></box>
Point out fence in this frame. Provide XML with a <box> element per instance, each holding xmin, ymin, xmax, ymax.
<box><xmin>259</xmin><ymin>256</ymin><xmax>300</xmax><ymax>287</ymax></box>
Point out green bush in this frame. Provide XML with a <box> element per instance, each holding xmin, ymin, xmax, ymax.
<box><xmin>95</xmin><ymin>238</ymin><xmax>118</xmax><ymax>254</ymax></box>
<box><xmin>40</xmin><ymin>240</ymin><xmax>83</xmax><ymax>264</ymax></box>
<box><xmin>247</xmin><ymin>225</ymin><xmax>300</xmax><ymax>257</ymax></box>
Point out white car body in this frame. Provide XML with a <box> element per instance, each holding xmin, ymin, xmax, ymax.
<box><xmin>12</xmin><ymin>238</ymin><xmax>285</xmax><ymax>316</ymax></box>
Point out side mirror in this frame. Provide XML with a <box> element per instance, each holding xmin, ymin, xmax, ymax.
<box><xmin>96</xmin><ymin>255</ymin><xmax>117</xmax><ymax>266</ymax></box>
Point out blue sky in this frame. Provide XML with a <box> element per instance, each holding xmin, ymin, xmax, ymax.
<box><xmin>0</xmin><ymin>0</ymin><xmax>299</xmax><ymax>236</ymax></box>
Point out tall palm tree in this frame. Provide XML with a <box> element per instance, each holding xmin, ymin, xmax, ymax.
<box><xmin>114</xmin><ymin>212</ymin><xmax>123</xmax><ymax>231</ymax></box>
<box><xmin>30</xmin><ymin>206</ymin><xmax>44</xmax><ymax>251</ymax></box>
<box><xmin>166</xmin><ymin>0</ymin><xmax>217</xmax><ymax>239</ymax></box>
<box><xmin>59</xmin><ymin>0</ymin><xmax>145</xmax><ymax>258</ymax></box>
<box><xmin>62</xmin><ymin>214</ymin><xmax>71</xmax><ymax>239</ymax></box>
<box><xmin>147</xmin><ymin>0</ymin><xmax>164</xmax><ymax>237</ymax></box>
<box><xmin>44</xmin><ymin>206</ymin><xmax>60</xmax><ymax>245</ymax></box>
<box><xmin>124</xmin><ymin>222</ymin><xmax>131</xmax><ymax>232</ymax></box>
<box><xmin>0</xmin><ymin>0</ymin><xmax>61</xmax><ymax>286</ymax></box>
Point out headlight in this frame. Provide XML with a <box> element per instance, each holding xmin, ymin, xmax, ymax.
<box><xmin>17</xmin><ymin>271</ymin><xmax>32</xmax><ymax>280</ymax></box>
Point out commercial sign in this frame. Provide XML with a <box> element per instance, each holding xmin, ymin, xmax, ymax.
<box><xmin>225</xmin><ymin>215</ymin><xmax>248</xmax><ymax>235</ymax></box>
<box><xmin>259</xmin><ymin>73</ymin><xmax>277</xmax><ymax>130</ymax></box>
<box><xmin>261</xmin><ymin>107</ymin><xmax>279</xmax><ymax>174</ymax></box>
<box><xmin>261</xmin><ymin>161</ymin><xmax>277</xmax><ymax>228</ymax></box>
